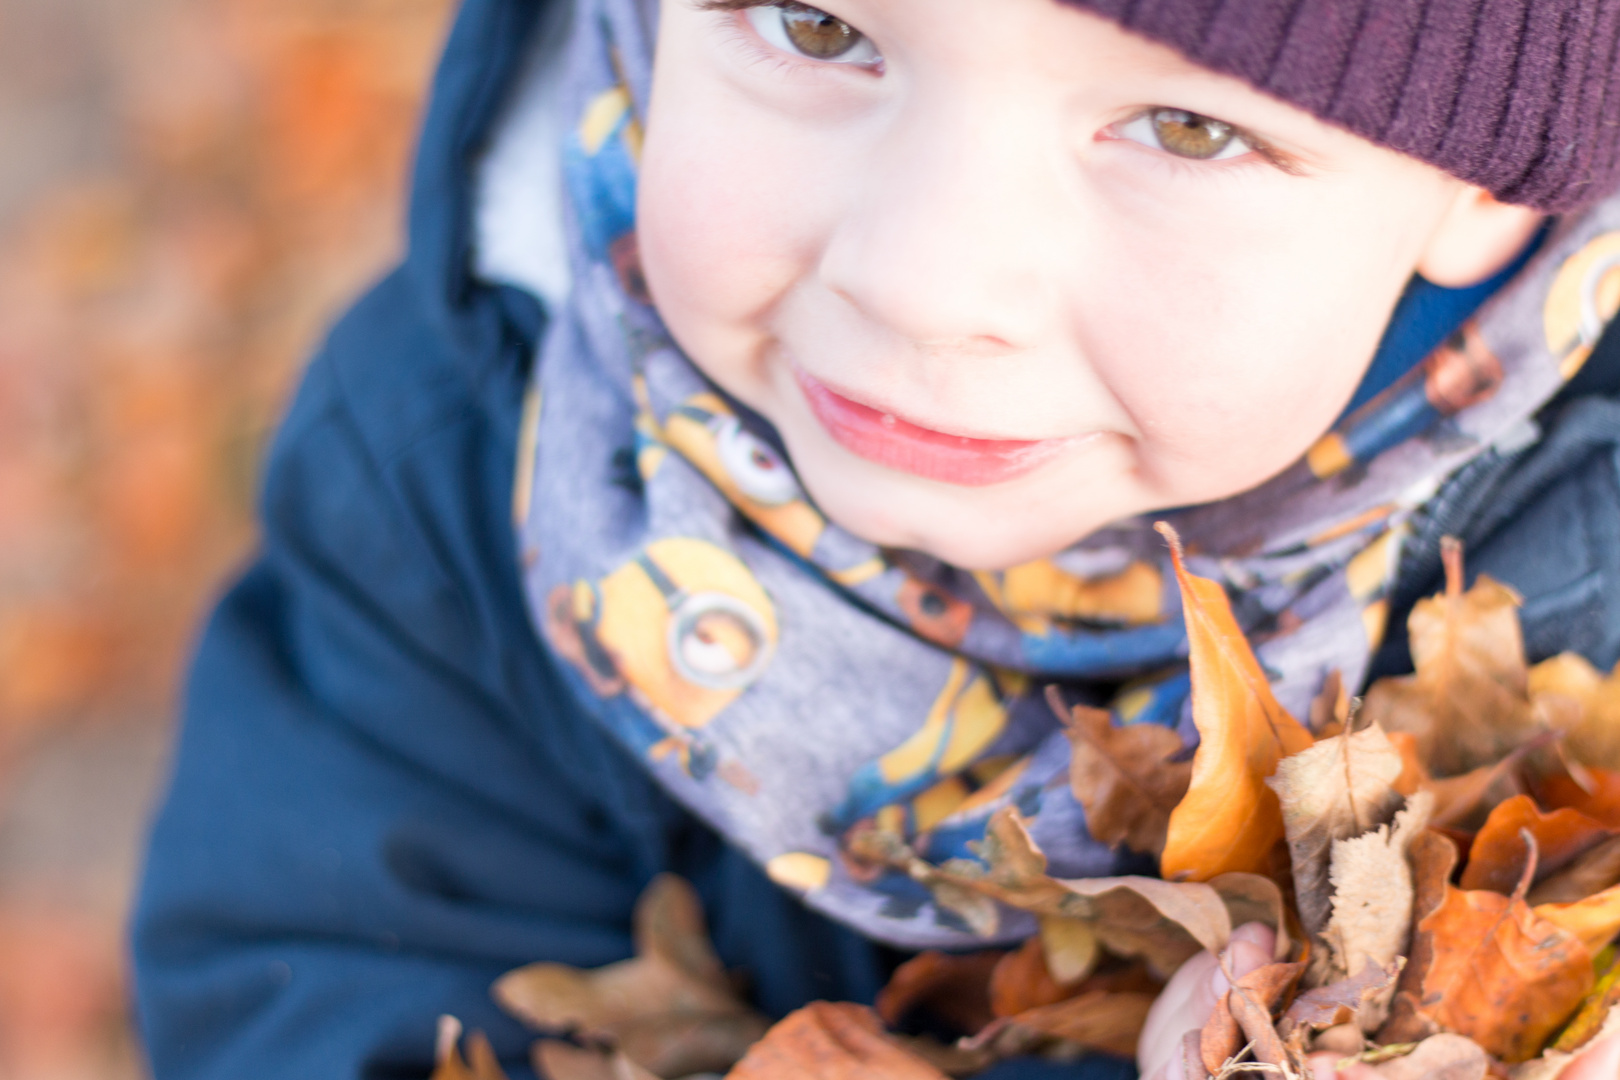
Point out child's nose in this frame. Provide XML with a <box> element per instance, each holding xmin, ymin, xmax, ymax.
<box><xmin>816</xmin><ymin>98</ymin><xmax>1066</xmax><ymax>353</ymax></box>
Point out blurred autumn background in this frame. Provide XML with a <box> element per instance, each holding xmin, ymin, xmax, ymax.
<box><xmin>0</xmin><ymin>0</ymin><xmax>455</xmax><ymax>1075</ymax></box>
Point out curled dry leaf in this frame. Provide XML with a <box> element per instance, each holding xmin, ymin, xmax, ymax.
<box><xmin>1532</xmin><ymin>761</ymin><xmax>1620</xmax><ymax>828</ymax></box>
<box><xmin>1404</xmin><ymin>836</ymin><xmax>1594</xmax><ymax>1063</ymax></box>
<box><xmin>1379</xmin><ymin>830</ymin><xmax>1460</xmax><ymax>1047</ymax></box>
<box><xmin>1426</xmin><ymin>748</ymin><xmax>1532</xmax><ymax>831</ymax></box>
<box><xmin>494</xmin><ymin>875</ymin><xmax>768</xmax><ymax>1078</ymax></box>
<box><xmin>1459</xmin><ymin>795</ymin><xmax>1612</xmax><ymax>895</ymax></box>
<box><xmin>874</xmin><ymin>950</ymin><xmax>1001</xmax><ymax>1035</ymax></box>
<box><xmin>1283</xmin><ymin>961</ymin><xmax>1401</xmax><ymax>1033</ymax></box>
<box><xmin>433</xmin><ymin>1017</ymin><xmax>511</xmax><ymax>1080</ymax></box>
<box><xmin>1208</xmin><ymin>873</ymin><xmax>1293</xmax><ymax>963</ymax></box>
<box><xmin>1322</xmin><ymin>791</ymin><xmax>1432</xmax><ymax>1009</ymax></box>
<box><xmin>1156</xmin><ymin>524</ymin><xmax>1315</xmax><ymax>882</ymax></box>
<box><xmin>1199</xmin><ymin>960</ymin><xmax>1305</xmax><ymax>1074</ymax></box>
<box><xmin>725</xmin><ymin>1003</ymin><xmax>948</xmax><ymax>1080</ymax></box>
<box><xmin>1267</xmin><ymin>723</ymin><xmax>1406</xmax><ymax>938</ymax></box>
<box><xmin>1360</xmin><ymin>539</ymin><xmax>1541</xmax><ymax>778</ymax></box>
<box><xmin>1529</xmin><ymin>652</ymin><xmax>1620</xmax><ymax>771</ymax></box>
<box><xmin>1054</xmin><ymin>687</ymin><xmax>1191</xmax><ymax>856</ymax></box>
<box><xmin>965</xmin><ymin>965</ymin><xmax>1160</xmax><ymax>1060</ymax></box>
<box><xmin>1528</xmin><ymin>834</ymin><xmax>1620</xmax><ymax>905</ymax></box>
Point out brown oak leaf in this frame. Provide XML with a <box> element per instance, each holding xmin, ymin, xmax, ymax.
<box><xmin>1199</xmin><ymin>960</ymin><xmax>1305</xmax><ymax>1074</ymax></box>
<box><xmin>1360</xmin><ymin>539</ymin><xmax>1541</xmax><ymax>778</ymax></box>
<box><xmin>1055</xmin><ymin>687</ymin><xmax>1191</xmax><ymax>856</ymax></box>
<box><xmin>494</xmin><ymin>875</ymin><xmax>768</xmax><ymax>1078</ymax></box>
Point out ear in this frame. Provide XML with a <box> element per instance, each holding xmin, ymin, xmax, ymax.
<box><xmin>1416</xmin><ymin>185</ymin><xmax>1546</xmax><ymax>288</ymax></box>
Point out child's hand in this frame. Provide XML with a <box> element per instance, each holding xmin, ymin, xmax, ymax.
<box><xmin>1137</xmin><ymin>922</ymin><xmax>1277</xmax><ymax>1080</ymax></box>
<box><xmin>1143</xmin><ymin>927</ymin><xmax>1620</xmax><ymax>1080</ymax></box>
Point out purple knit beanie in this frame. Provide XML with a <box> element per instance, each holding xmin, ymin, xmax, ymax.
<box><xmin>1066</xmin><ymin>0</ymin><xmax>1620</xmax><ymax>213</ymax></box>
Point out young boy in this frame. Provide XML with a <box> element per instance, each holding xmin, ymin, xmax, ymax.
<box><xmin>132</xmin><ymin>1</ymin><xmax>1620</xmax><ymax>1077</ymax></box>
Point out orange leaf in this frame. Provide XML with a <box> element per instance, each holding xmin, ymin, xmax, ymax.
<box><xmin>1535</xmin><ymin>884</ymin><xmax>1620</xmax><ymax>955</ymax></box>
<box><xmin>1158</xmin><ymin>524</ymin><xmax>1314</xmax><ymax>882</ymax></box>
<box><xmin>874</xmin><ymin>951</ymin><xmax>1001</xmax><ymax>1035</ymax></box>
<box><xmin>1534</xmin><ymin>764</ymin><xmax>1620</xmax><ymax>828</ymax></box>
<box><xmin>1199</xmin><ymin>961</ymin><xmax>1305</xmax><ymax>1073</ymax></box>
<box><xmin>726</xmin><ymin>1003</ymin><xmax>948</xmax><ymax>1080</ymax></box>
<box><xmin>432</xmin><ymin>1018</ymin><xmax>511</xmax><ymax>1080</ymax></box>
<box><xmin>1411</xmin><ymin>839</ymin><xmax>1594</xmax><ymax>1063</ymax></box>
<box><xmin>1459</xmin><ymin>795</ymin><xmax>1612</xmax><ymax>894</ymax></box>
<box><xmin>989</xmin><ymin>937</ymin><xmax>1071</xmax><ymax>1019</ymax></box>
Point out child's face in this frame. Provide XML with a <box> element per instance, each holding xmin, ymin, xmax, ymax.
<box><xmin>640</xmin><ymin>0</ymin><xmax>1525</xmax><ymax>570</ymax></box>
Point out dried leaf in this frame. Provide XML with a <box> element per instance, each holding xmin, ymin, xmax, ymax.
<box><xmin>1530</xmin><ymin>836</ymin><xmax>1620</xmax><ymax>905</ymax></box>
<box><xmin>989</xmin><ymin>937</ymin><xmax>1070</xmax><ymax>1018</ymax></box>
<box><xmin>1199</xmin><ymin>961</ymin><xmax>1305</xmax><ymax>1074</ymax></box>
<box><xmin>1157</xmin><ymin>524</ymin><xmax>1315</xmax><ymax>882</ymax></box>
<box><xmin>1268</xmin><ymin>724</ymin><xmax>1407</xmax><ymax>937</ymax></box>
<box><xmin>1323</xmin><ymin>791</ymin><xmax>1432</xmax><ymax>1003</ymax></box>
<box><xmin>1460</xmin><ymin>795</ymin><xmax>1613</xmax><ymax>895</ymax></box>
<box><xmin>968</xmin><ymin>967</ymin><xmax>1161</xmax><ymax>1060</ymax></box>
<box><xmin>1378</xmin><ymin>830</ymin><xmax>1460</xmax><ymax>1046</ymax></box>
<box><xmin>1209</xmin><ymin>872</ymin><xmax>1294</xmax><ymax>963</ymax></box>
<box><xmin>1529</xmin><ymin>653</ymin><xmax>1620</xmax><ymax>770</ymax></box>
<box><xmin>1516</xmin><ymin>1004</ymin><xmax>1620</xmax><ymax>1080</ymax></box>
<box><xmin>494</xmin><ymin>876</ymin><xmax>768</xmax><ymax>1078</ymax></box>
<box><xmin>1361</xmin><ymin>1033</ymin><xmax>1487</xmax><ymax>1080</ymax></box>
<box><xmin>1408</xmin><ymin>838</ymin><xmax>1594</xmax><ymax>1063</ymax></box>
<box><xmin>1533</xmin><ymin>762</ymin><xmax>1620</xmax><ymax>828</ymax></box>
<box><xmin>1534</xmin><ymin>884</ymin><xmax>1620</xmax><ymax>955</ymax></box>
<box><xmin>1387</xmin><ymin>731</ymin><xmax>1427</xmax><ymax>798</ymax></box>
<box><xmin>1038</xmin><ymin>916</ymin><xmax>1100</xmax><ymax>986</ymax></box>
<box><xmin>433</xmin><ymin>1018</ymin><xmax>511</xmax><ymax>1080</ymax></box>
<box><xmin>1360</xmin><ymin>540</ymin><xmax>1540</xmax><ymax>777</ymax></box>
<box><xmin>1427</xmin><ymin>751</ymin><xmax>1531</xmax><ymax>831</ymax></box>
<box><xmin>534</xmin><ymin>1041</ymin><xmax>659</xmax><ymax>1080</ymax></box>
<box><xmin>874</xmin><ymin>951</ymin><xmax>1001</xmax><ymax>1035</ymax></box>
<box><xmin>726</xmin><ymin>1003</ymin><xmax>948</xmax><ymax>1080</ymax></box>
<box><xmin>1056</xmin><ymin>688</ymin><xmax>1191</xmax><ymax>856</ymax></box>
<box><xmin>1284</xmin><ymin>961</ymin><xmax>1402</xmax><ymax>1029</ymax></box>
<box><xmin>1310</xmin><ymin>670</ymin><xmax>1350</xmax><ymax>739</ymax></box>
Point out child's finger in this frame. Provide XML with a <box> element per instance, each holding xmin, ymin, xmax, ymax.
<box><xmin>1557</xmin><ymin>1029</ymin><xmax>1620</xmax><ymax>1079</ymax></box>
<box><xmin>1138</xmin><ymin>923</ymin><xmax>1278</xmax><ymax>1079</ymax></box>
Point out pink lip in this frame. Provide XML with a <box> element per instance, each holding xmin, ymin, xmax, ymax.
<box><xmin>793</xmin><ymin>368</ymin><xmax>1075</xmax><ymax>487</ymax></box>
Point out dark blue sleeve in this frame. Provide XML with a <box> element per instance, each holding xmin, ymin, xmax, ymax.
<box><xmin>130</xmin><ymin>271</ymin><xmax>667</xmax><ymax>1078</ymax></box>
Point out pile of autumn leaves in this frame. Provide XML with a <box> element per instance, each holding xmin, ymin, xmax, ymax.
<box><xmin>435</xmin><ymin>534</ymin><xmax>1620</xmax><ymax>1080</ymax></box>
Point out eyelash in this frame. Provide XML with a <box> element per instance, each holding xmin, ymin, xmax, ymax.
<box><xmin>1106</xmin><ymin>110</ymin><xmax>1298</xmax><ymax>176</ymax></box>
<box><xmin>699</xmin><ymin>0</ymin><xmax>883</xmax><ymax>73</ymax></box>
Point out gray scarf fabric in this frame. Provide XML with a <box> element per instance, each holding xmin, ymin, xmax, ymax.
<box><xmin>515</xmin><ymin>0</ymin><xmax>1620</xmax><ymax>948</ymax></box>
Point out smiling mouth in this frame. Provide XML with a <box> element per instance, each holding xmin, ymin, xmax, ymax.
<box><xmin>793</xmin><ymin>368</ymin><xmax>1081</xmax><ymax>487</ymax></box>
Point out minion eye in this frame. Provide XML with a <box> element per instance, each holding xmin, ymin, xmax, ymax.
<box><xmin>716</xmin><ymin>418</ymin><xmax>801</xmax><ymax>507</ymax></box>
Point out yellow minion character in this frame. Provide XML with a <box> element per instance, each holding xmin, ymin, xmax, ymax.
<box><xmin>547</xmin><ymin>538</ymin><xmax>778</xmax><ymax>774</ymax></box>
<box><xmin>663</xmin><ymin>393</ymin><xmax>827</xmax><ymax>557</ymax></box>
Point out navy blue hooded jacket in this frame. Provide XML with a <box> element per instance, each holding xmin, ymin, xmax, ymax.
<box><xmin>130</xmin><ymin>1</ymin><xmax>1620</xmax><ymax>1077</ymax></box>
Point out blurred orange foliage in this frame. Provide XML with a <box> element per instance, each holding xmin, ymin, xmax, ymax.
<box><xmin>0</xmin><ymin>0</ymin><xmax>455</xmax><ymax>737</ymax></box>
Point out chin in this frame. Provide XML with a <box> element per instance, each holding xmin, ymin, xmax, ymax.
<box><xmin>797</xmin><ymin>465</ymin><xmax>1104</xmax><ymax>572</ymax></box>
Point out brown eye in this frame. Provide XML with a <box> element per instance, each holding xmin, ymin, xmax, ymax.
<box><xmin>779</xmin><ymin>4</ymin><xmax>863</xmax><ymax>61</ymax></box>
<box><xmin>1149</xmin><ymin>108</ymin><xmax>1239</xmax><ymax>160</ymax></box>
